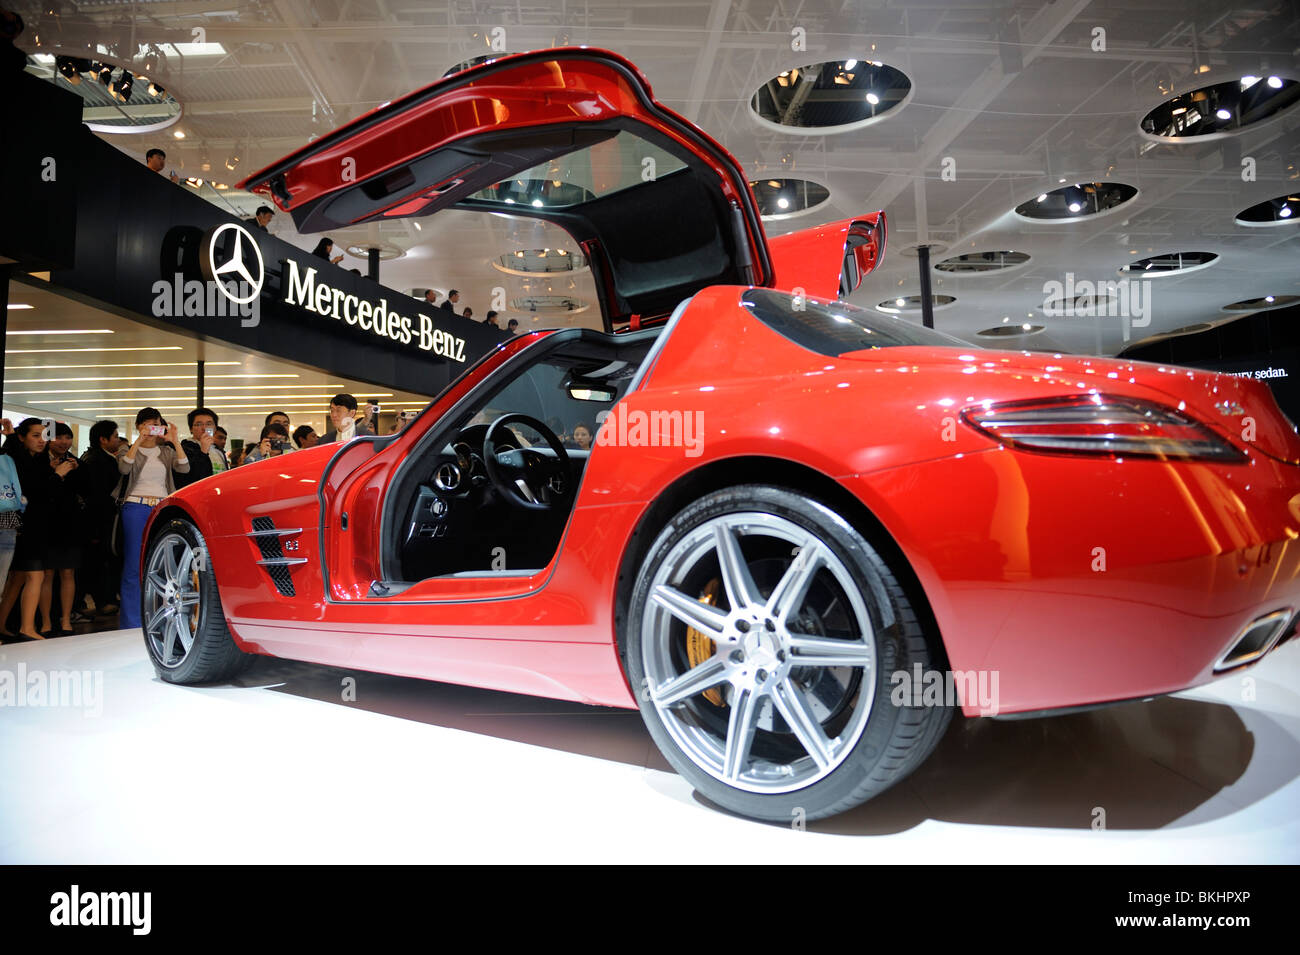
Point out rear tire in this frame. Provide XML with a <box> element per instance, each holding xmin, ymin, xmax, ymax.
<box><xmin>141</xmin><ymin>518</ymin><xmax>253</xmax><ymax>684</ymax></box>
<box><xmin>625</xmin><ymin>484</ymin><xmax>951</xmax><ymax>822</ymax></box>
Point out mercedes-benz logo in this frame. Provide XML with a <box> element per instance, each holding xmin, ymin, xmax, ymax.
<box><xmin>199</xmin><ymin>222</ymin><xmax>265</xmax><ymax>305</ymax></box>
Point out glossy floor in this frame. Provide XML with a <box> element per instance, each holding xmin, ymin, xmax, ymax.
<box><xmin>1</xmin><ymin>630</ymin><xmax>1297</xmax><ymax>863</ymax></box>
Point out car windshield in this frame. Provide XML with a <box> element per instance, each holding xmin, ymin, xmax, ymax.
<box><xmin>462</xmin><ymin>129</ymin><xmax>689</xmax><ymax>209</ymax></box>
<box><xmin>741</xmin><ymin>288</ymin><xmax>969</xmax><ymax>355</ymax></box>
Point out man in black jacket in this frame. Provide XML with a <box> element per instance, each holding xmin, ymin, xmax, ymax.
<box><xmin>175</xmin><ymin>407</ymin><xmax>225</xmax><ymax>488</ymax></box>
<box><xmin>75</xmin><ymin>420</ymin><xmax>123</xmax><ymax>616</ymax></box>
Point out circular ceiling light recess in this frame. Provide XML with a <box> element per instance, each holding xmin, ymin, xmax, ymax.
<box><xmin>977</xmin><ymin>324</ymin><xmax>1045</xmax><ymax>337</ymax></box>
<box><xmin>749</xmin><ymin>178</ymin><xmax>831</xmax><ymax>218</ymax></box>
<box><xmin>1042</xmin><ymin>292</ymin><xmax>1119</xmax><ymax>316</ymax></box>
<box><xmin>1015</xmin><ymin>182</ymin><xmax>1138</xmax><ymax>221</ymax></box>
<box><xmin>1223</xmin><ymin>295</ymin><xmax>1299</xmax><ymax>311</ymax></box>
<box><xmin>1118</xmin><ymin>251</ymin><xmax>1218</xmax><ymax>276</ymax></box>
<box><xmin>509</xmin><ymin>295</ymin><xmax>590</xmax><ymax>314</ymax></box>
<box><xmin>493</xmin><ymin>248</ymin><xmax>588</xmax><ymax>275</ymax></box>
<box><xmin>1141</xmin><ymin>75</ymin><xmax>1300</xmax><ymax>140</ymax></box>
<box><xmin>25</xmin><ymin>54</ymin><xmax>181</xmax><ymax>134</ymax></box>
<box><xmin>876</xmin><ymin>294</ymin><xmax>956</xmax><ymax>314</ymax></box>
<box><xmin>750</xmin><ymin>59</ymin><xmax>913</xmax><ymax>133</ymax></box>
<box><xmin>934</xmin><ymin>251</ymin><xmax>1031</xmax><ymax>273</ymax></box>
<box><xmin>1235</xmin><ymin>193</ymin><xmax>1300</xmax><ymax>226</ymax></box>
<box><xmin>344</xmin><ymin>242</ymin><xmax>404</xmax><ymax>261</ymax></box>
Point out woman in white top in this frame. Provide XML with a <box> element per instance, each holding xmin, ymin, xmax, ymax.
<box><xmin>117</xmin><ymin>408</ymin><xmax>189</xmax><ymax>629</ymax></box>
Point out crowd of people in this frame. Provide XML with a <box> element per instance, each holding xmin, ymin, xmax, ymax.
<box><xmin>421</xmin><ymin>288</ymin><xmax>520</xmax><ymax>334</ymax></box>
<box><xmin>0</xmin><ymin>393</ymin><xmax>389</xmax><ymax>644</ymax></box>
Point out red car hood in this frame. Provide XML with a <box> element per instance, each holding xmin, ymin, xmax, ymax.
<box><xmin>839</xmin><ymin>346</ymin><xmax>1300</xmax><ymax>464</ymax></box>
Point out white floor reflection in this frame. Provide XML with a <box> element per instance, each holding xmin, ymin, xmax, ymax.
<box><xmin>1</xmin><ymin>630</ymin><xmax>1297</xmax><ymax>862</ymax></box>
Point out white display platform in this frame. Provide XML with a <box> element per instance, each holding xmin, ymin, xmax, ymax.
<box><xmin>2</xmin><ymin>629</ymin><xmax>1297</xmax><ymax>863</ymax></box>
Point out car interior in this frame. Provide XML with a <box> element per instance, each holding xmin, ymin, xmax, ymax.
<box><xmin>382</xmin><ymin>325</ymin><xmax>662</xmax><ymax>584</ymax></box>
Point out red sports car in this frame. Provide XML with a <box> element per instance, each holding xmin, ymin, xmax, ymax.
<box><xmin>140</xmin><ymin>49</ymin><xmax>1300</xmax><ymax>821</ymax></box>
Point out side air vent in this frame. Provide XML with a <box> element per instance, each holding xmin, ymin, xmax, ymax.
<box><xmin>248</xmin><ymin>517</ymin><xmax>307</xmax><ymax>597</ymax></box>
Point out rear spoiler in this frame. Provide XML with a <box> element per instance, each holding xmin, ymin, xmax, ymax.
<box><xmin>766</xmin><ymin>213</ymin><xmax>887</xmax><ymax>300</ymax></box>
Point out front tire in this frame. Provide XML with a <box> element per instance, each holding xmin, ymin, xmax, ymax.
<box><xmin>625</xmin><ymin>485</ymin><xmax>951</xmax><ymax>822</ymax></box>
<box><xmin>142</xmin><ymin>519</ymin><xmax>252</xmax><ymax>683</ymax></box>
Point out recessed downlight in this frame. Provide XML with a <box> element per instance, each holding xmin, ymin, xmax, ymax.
<box><xmin>1014</xmin><ymin>182</ymin><xmax>1138</xmax><ymax>220</ymax></box>
<box><xmin>1235</xmin><ymin>194</ymin><xmax>1300</xmax><ymax>226</ymax></box>
<box><xmin>1223</xmin><ymin>295</ymin><xmax>1299</xmax><ymax>311</ymax></box>
<box><xmin>493</xmin><ymin>248</ymin><xmax>588</xmax><ymax>275</ymax></box>
<box><xmin>934</xmin><ymin>251</ymin><xmax>1031</xmax><ymax>273</ymax></box>
<box><xmin>876</xmin><ymin>295</ymin><xmax>956</xmax><ymax>314</ymax></box>
<box><xmin>509</xmin><ymin>295</ymin><xmax>590</xmax><ymax>314</ymax></box>
<box><xmin>1118</xmin><ymin>251</ymin><xmax>1218</xmax><ymax>276</ymax></box>
<box><xmin>750</xmin><ymin>59</ymin><xmax>912</xmax><ymax>133</ymax></box>
<box><xmin>977</xmin><ymin>324</ymin><xmax>1045</xmax><ymax>337</ymax></box>
<box><xmin>1141</xmin><ymin>76</ymin><xmax>1300</xmax><ymax>140</ymax></box>
<box><xmin>1042</xmin><ymin>293</ymin><xmax>1119</xmax><ymax>317</ymax></box>
<box><xmin>748</xmin><ymin>178</ymin><xmax>831</xmax><ymax>219</ymax></box>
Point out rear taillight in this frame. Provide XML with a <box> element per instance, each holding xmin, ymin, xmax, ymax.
<box><xmin>962</xmin><ymin>395</ymin><xmax>1247</xmax><ymax>462</ymax></box>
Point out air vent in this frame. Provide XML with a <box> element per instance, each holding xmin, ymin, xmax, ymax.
<box><xmin>248</xmin><ymin>517</ymin><xmax>306</xmax><ymax>597</ymax></box>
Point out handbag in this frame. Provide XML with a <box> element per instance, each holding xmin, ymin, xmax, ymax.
<box><xmin>108</xmin><ymin>472</ymin><xmax>130</xmax><ymax>558</ymax></box>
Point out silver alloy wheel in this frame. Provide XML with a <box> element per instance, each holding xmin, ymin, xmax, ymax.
<box><xmin>143</xmin><ymin>531</ymin><xmax>204</xmax><ymax>669</ymax></box>
<box><xmin>640</xmin><ymin>512</ymin><xmax>877</xmax><ymax>793</ymax></box>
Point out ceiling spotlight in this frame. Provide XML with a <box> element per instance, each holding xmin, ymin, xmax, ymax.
<box><xmin>1068</xmin><ymin>202</ymin><xmax>1083</xmax><ymax>212</ymax></box>
<box><xmin>1215</xmin><ymin>108</ymin><xmax>1232</xmax><ymax>120</ymax></box>
<box><xmin>1280</xmin><ymin>206</ymin><xmax>1293</xmax><ymax>218</ymax></box>
<box><xmin>97</xmin><ymin>64</ymin><xmax>113</xmax><ymax>86</ymax></box>
<box><xmin>1241</xmin><ymin>75</ymin><xmax>1260</xmax><ymax>88</ymax></box>
<box><xmin>1268</xmin><ymin>76</ymin><xmax>1283</xmax><ymax>89</ymax></box>
<box><xmin>1036</xmin><ymin>194</ymin><xmax>1047</xmax><ymax>202</ymax></box>
<box><xmin>843</xmin><ymin>59</ymin><xmax>857</xmax><ymax>70</ymax></box>
<box><xmin>895</xmin><ymin>298</ymin><xmax>906</xmax><ymax>307</ymax></box>
<box><xmin>531</xmin><ymin>199</ymin><xmax>543</xmax><ymax>208</ymax></box>
<box><xmin>172</xmin><ymin>129</ymin><xmax>185</xmax><ymax>139</ymax></box>
<box><xmin>777</xmin><ymin>196</ymin><xmax>790</xmax><ymax>209</ymax></box>
<box><xmin>1022</xmin><ymin>323</ymin><xmax>1032</xmax><ymax>330</ymax></box>
<box><xmin>148</xmin><ymin>81</ymin><xmax>165</xmax><ymax>97</ymax></box>
<box><xmin>1265</xmin><ymin>295</ymin><xmax>1276</xmax><ymax>302</ymax></box>
<box><xmin>865</xmin><ymin>91</ymin><xmax>880</xmax><ymax>105</ymax></box>
<box><xmin>225</xmin><ymin>155</ymin><xmax>240</xmax><ymax>171</ymax></box>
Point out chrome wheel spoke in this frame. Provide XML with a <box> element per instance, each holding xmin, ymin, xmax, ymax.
<box><xmin>162</xmin><ymin>543</ymin><xmax>179</xmax><ymax>582</ymax></box>
<box><xmin>651</xmin><ymin>585</ymin><xmax>728</xmax><ymax>639</ymax></box>
<box><xmin>178</xmin><ymin>591</ymin><xmax>201</xmax><ymax>607</ymax></box>
<box><xmin>771</xmin><ymin>677</ymin><xmax>835</xmax><ymax>770</ymax></box>
<box><xmin>652</xmin><ymin>655</ymin><xmax>728</xmax><ymax>706</ymax></box>
<box><xmin>146</xmin><ymin>572</ymin><xmax>169</xmax><ymax>596</ymax></box>
<box><xmin>764</xmin><ymin>537</ymin><xmax>824</xmax><ymax>621</ymax></box>
<box><xmin>161</xmin><ymin>615</ymin><xmax>177</xmax><ymax>662</ymax></box>
<box><xmin>722</xmin><ymin>685</ymin><xmax>761</xmax><ymax>781</ymax></box>
<box><xmin>172</xmin><ymin>544</ymin><xmax>194</xmax><ymax>586</ymax></box>
<box><xmin>146</xmin><ymin>604</ymin><xmax>173</xmax><ymax>632</ymax></box>
<box><xmin>786</xmin><ymin>633</ymin><xmax>875</xmax><ymax>669</ymax></box>
<box><xmin>172</xmin><ymin>614</ymin><xmax>193</xmax><ymax>656</ymax></box>
<box><xmin>713</xmin><ymin>522</ymin><xmax>763</xmax><ymax>610</ymax></box>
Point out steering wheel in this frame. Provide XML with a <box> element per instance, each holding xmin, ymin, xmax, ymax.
<box><xmin>482</xmin><ymin>413</ymin><xmax>572</xmax><ymax>511</ymax></box>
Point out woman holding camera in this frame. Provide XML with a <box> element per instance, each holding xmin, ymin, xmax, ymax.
<box><xmin>117</xmin><ymin>408</ymin><xmax>189</xmax><ymax>629</ymax></box>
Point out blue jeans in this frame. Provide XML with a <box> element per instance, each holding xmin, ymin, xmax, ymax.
<box><xmin>119</xmin><ymin>503</ymin><xmax>154</xmax><ymax>629</ymax></box>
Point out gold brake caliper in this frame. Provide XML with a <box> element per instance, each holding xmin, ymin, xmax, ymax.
<box><xmin>685</xmin><ymin>577</ymin><xmax>724</xmax><ymax>706</ymax></box>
